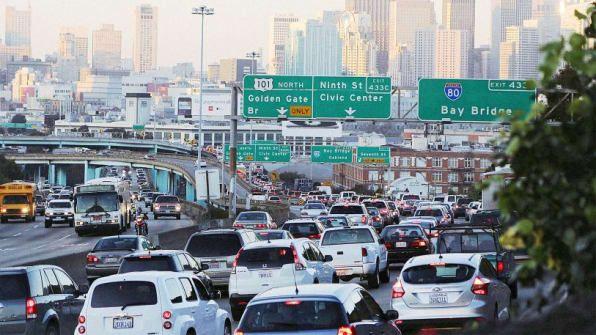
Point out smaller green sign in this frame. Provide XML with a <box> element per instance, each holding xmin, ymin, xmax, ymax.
<box><xmin>0</xmin><ymin>122</ymin><xmax>33</xmax><ymax>129</ymax></box>
<box><xmin>224</xmin><ymin>144</ymin><xmax>291</xmax><ymax>163</ymax></box>
<box><xmin>132</xmin><ymin>124</ymin><xmax>145</xmax><ymax>131</ymax></box>
<box><xmin>224</xmin><ymin>144</ymin><xmax>256</xmax><ymax>162</ymax></box>
<box><xmin>356</xmin><ymin>147</ymin><xmax>390</xmax><ymax>165</ymax></box>
<box><xmin>311</xmin><ymin>145</ymin><xmax>353</xmax><ymax>163</ymax></box>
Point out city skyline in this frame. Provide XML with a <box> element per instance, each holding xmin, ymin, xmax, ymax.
<box><xmin>0</xmin><ymin>0</ymin><xmax>493</xmax><ymax>68</ymax></box>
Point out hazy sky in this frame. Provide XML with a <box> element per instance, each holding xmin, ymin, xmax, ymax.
<box><xmin>0</xmin><ymin>0</ymin><xmax>491</xmax><ymax>68</ymax></box>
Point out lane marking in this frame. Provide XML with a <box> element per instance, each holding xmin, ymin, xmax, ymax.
<box><xmin>34</xmin><ymin>224</ymin><xmax>39</xmax><ymax>228</ymax></box>
<box><xmin>56</xmin><ymin>233</ymin><xmax>73</xmax><ymax>241</ymax></box>
<box><xmin>12</xmin><ymin>233</ymin><xmax>21</xmax><ymax>237</ymax></box>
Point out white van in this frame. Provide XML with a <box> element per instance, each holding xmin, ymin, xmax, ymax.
<box><xmin>75</xmin><ymin>271</ymin><xmax>231</xmax><ymax>335</ymax></box>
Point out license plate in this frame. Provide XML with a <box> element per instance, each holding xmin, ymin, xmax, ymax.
<box><xmin>113</xmin><ymin>316</ymin><xmax>133</xmax><ymax>329</ymax></box>
<box><xmin>258</xmin><ymin>271</ymin><xmax>273</xmax><ymax>279</ymax></box>
<box><xmin>209</xmin><ymin>262</ymin><xmax>220</xmax><ymax>269</ymax></box>
<box><xmin>336</xmin><ymin>269</ymin><xmax>352</xmax><ymax>276</ymax></box>
<box><xmin>104</xmin><ymin>257</ymin><xmax>118</xmax><ymax>263</ymax></box>
<box><xmin>92</xmin><ymin>215</ymin><xmax>102</xmax><ymax>221</ymax></box>
<box><xmin>429</xmin><ymin>293</ymin><xmax>448</xmax><ymax>304</ymax></box>
<box><xmin>54</xmin><ymin>217</ymin><xmax>64</xmax><ymax>221</ymax></box>
<box><xmin>396</xmin><ymin>242</ymin><xmax>407</xmax><ymax>248</ymax></box>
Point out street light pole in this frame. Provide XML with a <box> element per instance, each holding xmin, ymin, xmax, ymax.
<box><xmin>192</xmin><ymin>5</ymin><xmax>214</xmax><ymax>165</ymax></box>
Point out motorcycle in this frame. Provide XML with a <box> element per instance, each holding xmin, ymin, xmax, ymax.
<box><xmin>135</xmin><ymin>214</ymin><xmax>149</xmax><ymax>236</ymax></box>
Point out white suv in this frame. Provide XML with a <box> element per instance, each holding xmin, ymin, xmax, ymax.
<box><xmin>328</xmin><ymin>203</ymin><xmax>371</xmax><ymax>226</ymax></box>
<box><xmin>228</xmin><ymin>239</ymin><xmax>337</xmax><ymax>321</ymax></box>
<box><xmin>319</xmin><ymin>226</ymin><xmax>390</xmax><ymax>289</ymax></box>
<box><xmin>75</xmin><ymin>271</ymin><xmax>232</xmax><ymax>335</ymax></box>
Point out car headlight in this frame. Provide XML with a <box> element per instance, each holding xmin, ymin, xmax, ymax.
<box><xmin>46</xmin><ymin>211</ymin><xmax>53</xmax><ymax>216</ymax></box>
<box><xmin>1</xmin><ymin>208</ymin><xmax>6</xmax><ymax>213</ymax></box>
<box><xmin>175</xmin><ymin>205</ymin><xmax>181</xmax><ymax>211</ymax></box>
<box><xmin>21</xmin><ymin>208</ymin><xmax>29</xmax><ymax>213</ymax></box>
<box><xmin>113</xmin><ymin>217</ymin><xmax>119</xmax><ymax>223</ymax></box>
<box><xmin>75</xmin><ymin>221</ymin><xmax>84</xmax><ymax>226</ymax></box>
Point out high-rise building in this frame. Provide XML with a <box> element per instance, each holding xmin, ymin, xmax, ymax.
<box><xmin>490</xmin><ymin>0</ymin><xmax>533</xmax><ymax>77</ymax></box>
<box><xmin>219</xmin><ymin>58</ymin><xmax>257</xmax><ymax>83</ymax></box>
<box><xmin>207</xmin><ymin>63</ymin><xmax>220</xmax><ymax>83</ymax></box>
<box><xmin>338</xmin><ymin>11</ymin><xmax>378</xmax><ymax>76</ymax></box>
<box><xmin>434</xmin><ymin>29</ymin><xmax>471</xmax><ymax>78</ymax></box>
<box><xmin>59</xmin><ymin>27</ymin><xmax>88</xmax><ymax>64</ymax></box>
<box><xmin>92</xmin><ymin>24</ymin><xmax>122</xmax><ymax>70</ymax></box>
<box><xmin>133</xmin><ymin>4</ymin><xmax>158</xmax><ymax>73</ymax></box>
<box><xmin>442</xmin><ymin>0</ymin><xmax>475</xmax><ymax>45</ymax></box>
<box><xmin>285</xmin><ymin>12</ymin><xmax>342</xmax><ymax>76</ymax></box>
<box><xmin>345</xmin><ymin>0</ymin><xmax>390</xmax><ymax>74</ymax></box>
<box><xmin>388</xmin><ymin>0</ymin><xmax>435</xmax><ymax>50</ymax></box>
<box><xmin>5</xmin><ymin>6</ymin><xmax>31</xmax><ymax>56</ymax></box>
<box><xmin>0</xmin><ymin>40</ymin><xmax>28</xmax><ymax>69</ymax></box>
<box><xmin>499</xmin><ymin>20</ymin><xmax>539</xmax><ymax>80</ymax></box>
<box><xmin>414</xmin><ymin>28</ymin><xmax>435</xmax><ymax>81</ymax></box>
<box><xmin>532</xmin><ymin>0</ymin><xmax>562</xmax><ymax>44</ymax></box>
<box><xmin>11</xmin><ymin>67</ymin><xmax>36</xmax><ymax>103</ymax></box>
<box><xmin>388</xmin><ymin>45</ymin><xmax>415</xmax><ymax>86</ymax></box>
<box><xmin>268</xmin><ymin>15</ymin><xmax>299</xmax><ymax>74</ymax></box>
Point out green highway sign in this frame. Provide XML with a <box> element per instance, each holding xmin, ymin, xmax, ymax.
<box><xmin>356</xmin><ymin>147</ymin><xmax>390</xmax><ymax>165</ymax></box>
<box><xmin>0</xmin><ymin>123</ymin><xmax>34</xmax><ymax>129</ymax></box>
<box><xmin>243</xmin><ymin>75</ymin><xmax>391</xmax><ymax>120</ymax></box>
<box><xmin>311</xmin><ymin>145</ymin><xmax>353</xmax><ymax>163</ymax></box>
<box><xmin>132</xmin><ymin>124</ymin><xmax>145</xmax><ymax>131</ymax></box>
<box><xmin>418</xmin><ymin>79</ymin><xmax>535</xmax><ymax>123</ymax></box>
<box><xmin>224</xmin><ymin>144</ymin><xmax>291</xmax><ymax>163</ymax></box>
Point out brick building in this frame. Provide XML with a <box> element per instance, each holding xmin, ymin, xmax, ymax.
<box><xmin>333</xmin><ymin>146</ymin><xmax>495</xmax><ymax>196</ymax></box>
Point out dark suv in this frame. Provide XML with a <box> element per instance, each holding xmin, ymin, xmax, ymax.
<box><xmin>184</xmin><ymin>228</ymin><xmax>258</xmax><ymax>289</ymax></box>
<box><xmin>0</xmin><ymin>265</ymin><xmax>86</xmax><ymax>335</ymax></box>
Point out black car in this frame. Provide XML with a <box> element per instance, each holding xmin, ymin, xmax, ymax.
<box><xmin>381</xmin><ymin>224</ymin><xmax>432</xmax><ymax>264</ymax></box>
<box><xmin>453</xmin><ymin>198</ymin><xmax>474</xmax><ymax>218</ymax></box>
<box><xmin>118</xmin><ymin>250</ymin><xmax>217</xmax><ymax>298</ymax></box>
<box><xmin>0</xmin><ymin>265</ymin><xmax>87</xmax><ymax>335</ymax></box>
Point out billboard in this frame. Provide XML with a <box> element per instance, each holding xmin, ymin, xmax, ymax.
<box><xmin>177</xmin><ymin>97</ymin><xmax>192</xmax><ymax>118</ymax></box>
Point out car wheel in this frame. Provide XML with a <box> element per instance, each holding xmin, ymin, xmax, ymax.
<box><xmin>176</xmin><ymin>214</ymin><xmax>181</xmax><ymax>220</ymax></box>
<box><xmin>332</xmin><ymin>274</ymin><xmax>339</xmax><ymax>283</ymax></box>
<box><xmin>367</xmin><ymin>263</ymin><xmax>380</xmax><ymax>289</ymax></box>
<box><xmin>380</xmin><ymin>265</ymin><xmax>390</xmax><ymax>284</ymax></box>
<box><xmin>0</xmin><ymin>217</ymin><xmax>6</xmax><ymax>223</ymax></box>
<box><xmin>231</xmin><ymin>307</ymin><xmax>243</xmax><ymax>322</ymax></box>
<box><xmin>186</xmin><ymin>329</ymin><xmax>196</xmax><ymax>335</ymax></box>
<box><xmin>509</xmin><ymin>281</ymin><xmax>518</xmax><ymax>299</ymax></box>
<box><xmin>45</xmin><ymin>322</ymin><xmax>59</xmax><ymax>335</ymax></box>
<box><xmin>69</xmin><ymin>221</ymin><xmax>74</xmax><ymax>228</ymax></box>
<box><xmin>45</xmin><ymin>221</ymin><xmax>52</xmax><ymax>228</ymax></box>
<box><xmin>224</xmin><ymin>320</ymin><xmax>232</xmax><ymax>335</ymax></box>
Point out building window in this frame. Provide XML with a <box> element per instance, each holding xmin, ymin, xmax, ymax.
<box><xmin>432</xmin><ymin>172</ymin><xmax>442</xmax><ymax>182</ymax></box>
<box><xmin>464</xmin><ymin>158</ymin><xmax>473</xmax><ymax>168</ymax></box>
<box><xmin>400</xmin><ymin>157</ymin><xmax>410</xmax><ymax>167</ymax></box>
<box><xmin>432</xmin><ymin>157</ymin><xmax>442</xmax><ymax>167</ymax></box>
<box><xmin>448</xmin><ymin>172</ymin><xmax>458</xmax><ymax>183</ymax></box>
<box><xmin>448</xmin><ymin>157</ymin><xmax>458</xmax><ymax>168</ymax></box>
<box><xmin>464</xmin><ymin>172</ymin><xmax>474</xmax><ymax>182</ymax></box>
<box><xmin>480</xmin><ymin>158</ymin><xmax>491</xmax><ymax>169</ymax></box>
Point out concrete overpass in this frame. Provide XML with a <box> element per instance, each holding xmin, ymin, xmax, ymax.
<box><xmin>0</xmin><ymin>135</ymin><xmax>193</xmax><ymax>155</ymax></box>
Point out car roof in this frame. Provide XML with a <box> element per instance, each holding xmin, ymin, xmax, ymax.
<box><xmin>403</xmin><ymin>253</ymin><xmax>481</xmax><ymax>269</ymax></box>
<box><xmin>243</xmin><ymin>238</ymin><xmax>306</xmax><ymax>249</ymax></box>
<box><xmin>239</xmin><ymin>211</ymin><xmax>267</xmax><ymax>214</ymax></box>
<box><xmin>417</xmin><ymin>206</ymin><xmax>444</xmax><ymax>210</ymax></box>
<box><xmin>331</xmin><ymin>203</ymin><xmax>362</xmax><ymax>207</ymax></box>
<box><xmin>0</xmin><ymin>265</ymin><xmax>60</xmax><ymax>273</ymax></box>
<box><xmin>283</xmin><ymin>219</ymin><xmax>318</xmax><ymax>224</ymax></box>
<box><xmin>92</xmin><ymin>271</ymin><xmax>183</xmax><ymax>285</ymax></box>
<box><xmin>252</xmin><ymin>283</ymin><xmax>361</xmax><ymax>304</ymax></box>
<box><xmin>125</xmin><ymin>250</ymin><xmax>183</xmax><ymax>257</ymax></box>
<box><xmin>323</xmin><ymin>226</ymin><xmax>373</xmax><ymax>233</ymax></box>
<box><xmin>49</xmin><ymin>199</ymin><xmax>71</xmax><ymax>203</ymax></box>
<box><xmin>192</xmin><ymin>228</ymin><xmax>244</xmax><ymax>235</ymax></box>
<box><xmin>97</xmin><ymin>235</ymin><xmax>138</xmax><ymax>240</ymax></box>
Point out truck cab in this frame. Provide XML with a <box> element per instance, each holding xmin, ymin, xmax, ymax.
<box><xmin>0</xmin><ymin>182</ymin><xmax>36</xmax><ymax>223</ymax></box>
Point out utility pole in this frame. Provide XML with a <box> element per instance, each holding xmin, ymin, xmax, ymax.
<box><xmin>191</xmin><ymin>5</ymin><xmax>214</xmax><ymax>166</ymax></box>
<box><xmin>245</xmin><ymin>51</ymin><xmax>260</xmax><ymax>182</ymax></box>
<box><xmin>229</xmin><ymin>83</ymin><xmax>239</xmax><ymax>219</ymax></box>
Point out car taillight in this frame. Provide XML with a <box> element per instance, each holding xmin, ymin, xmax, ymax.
<box><xmin>361</xmin><ymin>215</ymin><xmax>367</xmax><ymax>223</ymax></box>
<box><xmin>392</xmin><ymin>280</ymin><xmax>405</xmax><ymax>298</ymax></box>
<box><xmin>361</xmin><ymin>247</ymin><xmax>368</xmax><ymax>257</ymax></box>
<box><xmin>385</xmin><ymin>242</ymin><xmax>393</xmax><ymax>249</ymax></box>
<box><xmin>471</xmin><ymin>276</ymin><xmax>490</xmax><ymax>295</ymax></box>
<box><xmin>78</xmin><ymin>315</ymin><xmax>86</xmax><ymax>324</ymax></box>
<box><xmin>86</xmin><ymin>255</ymin><xmax>98</xmax><ymax>264</ymax></box>
<box><xmin>337</xmin><ymin>325</ymin><xmax>355</xmax><ymax>335</ymax></box>
<box><xmin>25</xmin><ymin>297</ymin><xmax>37</xmax><ymax>319</ymax></box>
<box><xmin>78</xmin><ymin>326</ymin><xmax>86</xmax><ymax>334</ymax></box>
<box><xmin>162</xmin><ymin>310</ymin><xmax>172</xmax><ymax>319</ymax></box>
<box><xmin>231</xmin><ymin>248</ymin><xmax>243</xmax><ymax>273</ymax></box>
<box><xmin>255</xmin><ymin>223</ymin><xmax>267</xmax><ymax>229</ymax></box>
<box><xmin>308</xmin><ymin>234</ymin><xmax>321</xmax><ymax>240</ymax></box>
<box><xmin>234</xmin><ymin>330</ymin><xmax>244</xmax><ymax>335</ymax></box>
<box><xmin>163</xmin><ymin>321</ymin><xmax>172</xmax><ymax>329</ymax></box>
<box><xmin>410</xmin><ymin>240</ymin><xmax>427</xmax><ymax>248</ymax></box>
<box><xmin>77</xmin><ymin>315</ymin><xmax>86</xmax><ymax>334</ymax></box>
<box><xmin>373</xmin><ymin>216</ymin><xmax>380</xmax><ymax>222</ymax></box>
<box><xmin>232</xmin><ymin>223</ymin><xmax>244</xmax><ymax>228</ymax></box>
<box><xmin>291</xmin><ymin>245</ymin><xmax>306</xmax><ymax>270</ymax></box>
<box><xmin>380</xmin><ymin>208</ymin><xmax>388</xmax><ymax>215</ymax></box>
<box><xmin>496</xmin><ymin>260</ymin><xmax>504</xmax><ymax>274</ymax></box>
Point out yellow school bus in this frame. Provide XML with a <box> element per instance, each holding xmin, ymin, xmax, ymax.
<box><xmin>0</xmin><ymin>181</ymin><xmax>37</xmax><ymax>223</ymax></box>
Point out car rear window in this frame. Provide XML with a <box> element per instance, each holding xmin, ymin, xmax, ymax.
<box><xmin>321</xmin><ymin>229</ymin><xmax>374</xmax><ymax>246</ymax></box>
<box><xmin>457</xmin><ymin>198</ymin><xmax>473</xmax><ymax>206</ymax></box>
<box><xmin>403</xmin><ymin>264</ymin><xmax>475</xmax><ymax>284</ymax></box>
<box><xmin>93</xmin><ymin>238</ymin><xmax>137</xmax><ymax>251</ymax></box>
<box><xmin>329</xmin><ymin>205</ymin><xmax>364</xmax><ymax>215</ymax></box>
<box><xmin>369</xmin><ymin>201</ymin><xmax>387</xmax><ymax>209</ymax></box>
<box><xmin>119</xmin><ymin>256</ymin><xmax>175</xmax><ymax>273</ymax></box>
<box><xmin>402</xmin><ymin>195</ymin><xmax>420</xmax><ymax>200</ymax></box>
<box><xmin>382</xmin><ymin>226</ymin><xmax>424</xmax><ymax>239</ymax></box>
<box><xmin>155</xmin><ymin>196</ymin><xmax>178</xmax><ymax>203</ymax></box>
<box><xmin>304</xmin><ymin>203</ymin><xmax>325</xmax><ymax>210</ymax></box>
<box><xmin>240</xmin><ymin>300</ymin><xmax>344</xmax><ymax>332</ymax></box>
<box><xmin>255</xmin><ymin>232</ymin><xmax>285</xmax><ymax>241</ymax></box>
<box><xmin>238</xmin><ymin>212</ymin><xmax>267</xmax><ymax>221</ymax></box>
<box><xmin>91</xmin><ymin>281</ymin><xmax>157</xmax><ymax>308</ymax></box>
<box><xmin>0</xmin><ymin>273</ymin><xmax>28</xmax><ymax>300</ymax></box>
<box><xmin>438</xmin><ymin>233</ymin><xmax>497</xmax><ymax>253</ymax></box>
<box><xmin>186</xmin><ymin>234</ymin><xmax>242</xmax><ymax>257</ymax></box>
<box><xmin>415</xmin><ymin>209</ymin><xmax>443</xmax><ymax>217</ymax></box>
<box><xmin>237</xmin><ymin>247</ymin><xmax>294</xmax><ymax>269</ymax></box>
<box><xmin>282</xmin><ymin>222</ymin><xmax>319</xmax><ymax>238</ymax></box>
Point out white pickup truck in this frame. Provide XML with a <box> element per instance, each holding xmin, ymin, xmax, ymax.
<box><xmin>318</xmin><ymin>226</ymin><xmax>389</xmax><ymax>288</ymax></box>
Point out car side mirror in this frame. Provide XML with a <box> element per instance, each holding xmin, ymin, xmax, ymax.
<box><xmin>324</xmin><ymin>255</ymin><xmax>333</xmax><ymax>262</ymax></box>
<box><xmin>201</xmin><ymin>263</ymin><xmax>210</xmax><ymax>270</ymax></box>
<box><xmin>385</xmin><ymin>309</ymin><xmax>399</xmax><ymax>320</ymax></box>
<box><xmin>77</xmin><ymin>284</ymin><xmax>89</xmax><ymax>296</ymax></box>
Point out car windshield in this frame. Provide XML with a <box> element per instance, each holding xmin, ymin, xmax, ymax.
<box><xmin>255</xmin><ymin>231</ymin><xmax>286</xmax><ymax>241</ymax></box>
<box><xmin>91</xmin><ymin>281</ymin><xmax>157</xmax><ymax>308</ymax></box>
<box><xmin>321</xmin><ymin>229</ymin><xmax>374</xmax><ymax>245</ymax></box>
<box><xmin>75</xmin><ymin>192</ymin><xmax>119</xmax><ymax>213</ymax></box>
<box><xmin>319</xmin><ymin>217</ymin><xmax>348</xmax><ymax>228</ymax></box>
<box><xmin>49</xmin><ymin>201</ymin><xmax>71</xmax><ymax>209</ymax></box>
<box><xmin>237</xmin><ymin>247</ymin><xmax>294</xmax><ymax>269</ymax></box>
<box><xmin>329</xmin><ymin>205</ymin><xmax>364</xmax><ymax>215</ymax></box>
<box><xmin>119</xmin><ymin>256</ymin><xmax>174</xmax><ymax>273</ymax></box>
<box><xmin>186</xmin><ymin>234</ymin><xmax>242</xmax><ymax>257</ymax></box>
<box><xmin>305</xmin><ymin>203</ymin><xmax>325</xmax><ymax>210</ymax></box>
<box><xmin>93</xmin><ymin>238</ymin><xmax>137</xmax><ymax>251</ymax></box>
<box><xmin>238</xmin><ymin>212</ymin><xmax>267</xmax><ymax>221</ymax></box>
<box><xmin>0</xmin><ymin>273</ymin><xmax>28</xmax><ymax>299</ymax></box>
<box><xmin>438</xmin><ymin>232</ymin><xmax>497</xmax><ymax>253</ymax></box>
<box><xmin>282</xmin><ymin>222</ymin><xmax>319</xmax><ymax>238</ymax></box>
<box><xmin>2</xmin><ymin>195</ymin><xmax>28</xmax><ymax>204</ymax></box>
<box><xmin>155</xmin><ymin>196</ymin><xmax>178</xmax><ymax>203</ymax></box>
<box><xmin>416</xmin><ymin>209</ymin><xmax>443</xmax><ymax>217</ymax></box>
<box><xmin>403</xmin><ymin>264</ymin><xmax>476</xmax><ymax>284</ymax></box>
<box><xmin>383</xmin><ymin>226</ymin><xmax>424</xmax><ymax>238</ymax></box>
<box><xmin>240</xmin><ymin>300</ymin><xmax>344</xmax><ymax>332</ymax></box>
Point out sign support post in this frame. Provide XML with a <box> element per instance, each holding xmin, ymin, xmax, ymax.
<box><xmin>228</xmin><ymin>84</ymin><xmax>239</xmax><ymax>219</ymax></box>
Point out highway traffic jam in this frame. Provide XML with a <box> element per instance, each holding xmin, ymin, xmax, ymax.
<box><xmin>1</xmin><ymin>170</ymin><xmax>521</xmax><ymax>335</ymax></box>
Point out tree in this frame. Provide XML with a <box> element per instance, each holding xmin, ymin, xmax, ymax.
<box><xmin>493</xmin><ymin>6</ymin><xmax>595</xmax><ymax>297</ymax></box>
<box><xmin>0</xmin><ymin>155</ymin><xmax>24</xmax><ymax>184</ymax></box>
<box><xmin>10</xmin><ymin>114</ymin><xmax>26</xmax><ymax>123</ymax></box>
